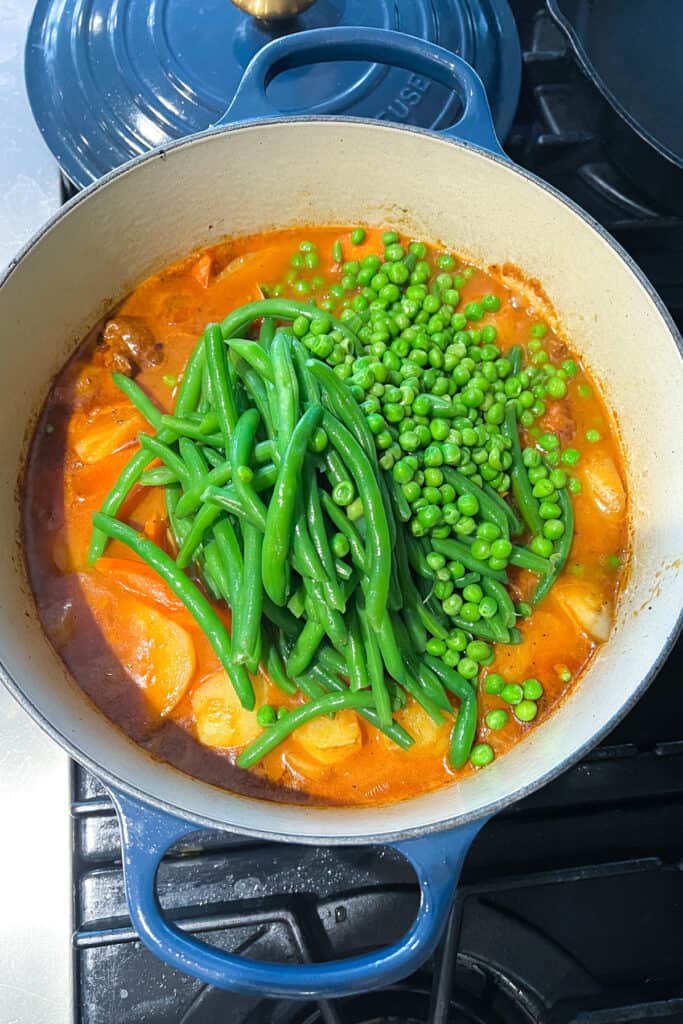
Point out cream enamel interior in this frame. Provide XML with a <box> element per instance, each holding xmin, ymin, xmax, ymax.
<box><xmin>2</xmin><ymin>120</ymin><xmax>682</xmax><ymax>841</ymax></box>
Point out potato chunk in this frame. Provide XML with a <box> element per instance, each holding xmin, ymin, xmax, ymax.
<box><xmin>293</xmin><ymin>710</ymin><xmax>362</xmax><ymax>764</ymax></box>
<box><xmin>192</xmin><ymin>671</ymin><xmax>261</xmax><ymax>749</ymax></box>
<box><xmin>554</xmin><ymin>580</ymin><xmax>613</xmax><ymax>642</ymax></box>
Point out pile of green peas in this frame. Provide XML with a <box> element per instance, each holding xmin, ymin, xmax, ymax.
<box><xmin>266</xmin><ymin>233</ymin><xmax>578</xmax><ymax>761</ymax></box>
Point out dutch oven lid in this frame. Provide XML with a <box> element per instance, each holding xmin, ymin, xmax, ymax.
<box><xmin>25</xmin><ymin>0</ymin><xmax>521</xmax><ymax>189</ymax></box>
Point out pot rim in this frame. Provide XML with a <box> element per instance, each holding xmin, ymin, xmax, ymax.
<box><xmin>2</xmin><ymin>114</ymin><xmax>682</xmax><ymax>844</ymax></box>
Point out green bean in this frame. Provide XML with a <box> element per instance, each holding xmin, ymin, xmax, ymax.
<box><xmin>416</xmin><ymin>600</ymin><xmax>449</xmax><ymax>641</ymax></box>
<box><xmin>176</xmin><ymin>503</ymin><xmax>222</xmax><ymax>569</ymax></box>
<box><xmin>320</xmin><ymin>491</ymin><xmax>366</xmax><ymax>571</ymax></box>
<box><xmin>378</xmin><ymin>471</ymin><xmax>397</xmax><ymax>548</ymax></box>
<box><xmin>482</xmin><ymin>481</ymin><xmax>524</xmax><ymax>537</ymax></box>
<box><xmin>482</xmin><ymin>577</ymin><xmax>516</xmax><ymax>629</ymax></box>
<box><xmin>430</xmin><ymin>536</ymin><xmax>508</xmax><ymax>582</ymax></box>
<box><xmin>140</xmin><ymin>467</ymin><xmax>178</xmax><ymax>487</ymax></box>
<box><xmin>387</xmin><ymin>474</ymin><xmax>412</xmax><ymax>522</ymax></box>
<box><xmin>202</xmin><ymin>446</ymin><xmax>224</xmax><ymax>468</ymax></box>
<box><xmin>262</xmin><ymin>597</ymin><xmax>299</xmax><ymax>638</ymax></box>
<box><xmin>203</xmin><ymin>540</ymin><xmax>232</xmax><ymax>604</ymax></box>
<box><xmin>443</xmin><ymin>467</ymin><xmax>509</xmax><ymax>539</ymax></box>
<box><xmin>225</xmin><ymin>338</ymin><xmax>274</xmax><ymax>382</ymax></box>
<box><xmin>308</xmin><ymin>360</ymin><xmax>377</xmax><ymax>465</ymax></box>
<box><xmin>259</xmin><ymin>316</ymin><xmax>276</xmax><ymax>351</ymax></box>
<box><xmin>158</xmin><ymin>415</ymin><xmax>223</xmax><ymax>447</ymax></box>
<box><xmin>271</xmin><ymin>330</ymin><xmax>300</xmax><ymax>452</ymax></box>
<box><xmin>450</xmin><ymin>614</ymin><xmax>510</xmax><ymax>643</ymax></box>
<box><xmin>306</xmin><ymin>475</ymin><xmax>344</xmax><ymax>605</ymax></box>
<box><xmin>230</xmin><ymin>357</ymin><xmax>277</xmax><ymax>438</ymax></box>
<box><xmin>322</xmin><ymin>411</ymin><xmax>390</xmax><ymax>630</ymax></box>
<box><xmin>412</xmin><ymin>659</ymin><xmax>453</xmax><ymax>714</ymax></box>
<box><xmin>112</xmin><ymin>373</ymin><xmax>164</xmax><ymax>431</ymax></box>
<box><xmin>92</xmin><ymin>513</ymin><xmax>254</xmax><ymax>709</ymax></box>
<box><xmin>503</xmin><ymin>405</ymin><xmax>543</xmax><ymax>535</ymax></box>
<box><xmin>232</xmin><ymin>523</ymin><xmax>263</xmax><ymax>666</ymax></box>
<box><xmin>262</xmin><ymin>404</ymin><xmax>323</xmax><ymax>605</ymax></box>
<box><xmin>401</xmin><ymin>668</ymin><xmax>446</xmax><ymax>725</ymax></box>
<box><xmin>295</xmin><ymin>671</ymin><xmax>327</xmax><ymax>702</ymax></box>
<box><xmin>423</xmin><ymin>655</ymin><xmax>471</xmax><ymax>703</ymax></box>
<box><xmin>174</xmin><ymin>442</ymin><xmax>274</xmax><ymax>518</ymax></box>
<box><xmin>286</xmin><ymin>618</ymin><xmax>326</xmax><ymax>678</ymax></box>
<box><xmin>212</xmin><ymin>518</ymin><xmax>243</xmax><ymax>606</ymax></box>
<box><xmin>316</xmin><ymin>645</ymin><xmax>346</xmax><ymax>677</ymax></box>
<box><xmin>509</xmin><ymin>545</ymin><xmax>551</xmax><ymax>574</ymax></box>
<box><xmin>358</xmin><ymin>604</ymin><xmax>392</xmax><ymax>728</ymax></box>
<box><xmin>231</xmin><ymin>409</ymin><xmax>268</xmax><ymax>533</ymax></box>
<box><xmin>324</xmin><ymin>448</ymin><xmax>352</xmax><ymax>490</ymax></box>
<box><xmin>179</xmin><ymin>438</ymin><xmax>208</xmax><ymax>484</ymax></box>
<box><xmin>292</xmin><ymin>517</ymin><xmax>332</xmax><ymax>585</ymax></box>
<box><xmin>304</xmin><ymin>580</ymin><xmax>347</xmax><ymax>648</ymax></box>
<box><xmin>292</xmin><ymin>339</ymin><xmax>321</xmax><ymax>406</ymax></box>
<box><xmin>375</xmin><ymin>612</ymin><xmax>406</xmax><ymax>685</ymax></box>
<box><xmin>198</xmin><ymin>358</ymin><xmax>212</xmax><ymax>416</ymax></box>
<box><xmin>205</xmin><ymin>323</ymin><xmax>238</xmax><ymax>449</ymax></box>
<box><xmin>345</xmin><ymin>608</ymin><xmax>368</xmax><ymax>691</ymax></box>
<box><xmin>198</xmin><ymin>411</ymin><xmax>220</xmax><ymax>434</ymax></box>
<box><xmin>165</xmin><ymin>483</ymin><xmax>190</xmax><ymax>548</ymax></box>
<box><xmin>238</xmin><ymin>690</ymin><xmax>377</xmax><ymax>768</ymax></box>
<box><xmin>220</xmin><ymin>298</ymin><xmax>362</xmax><ymax>356</ymax></box>
<box><xmin>423</xmin><ymin>656</ymin><xmax>477</xmax><ymax>768</ymax></box>
<box><xmin>533</xmin><ymin>488</ymin><xmax>574</xmax><ymax>606</ymax></box>
<box><xmin>138</xmin><ymin>433</ymin><xmax>191</xmax><ymax>488</ymax></box>
<box><xmin>88</xmin><ymin>369</ymin><xmax>201</xmax><ymax>564</ymax></box>
<box><xmin>508</xmin><ymin>345</ymin><xmax>523</xmax><ymax>375</ymax></box>
<box><xmin>262</xmin><ymin>628</ymin><xmax>297</xmax><ymax>695</ymax></box>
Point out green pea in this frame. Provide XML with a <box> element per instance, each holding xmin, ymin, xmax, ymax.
<box><xmin>448</xmin><ymin>560</ymin><xmax>466</xmax><ymax>579</ymax></box>
<box><xmin>539</xmin><ymin>501</ymin><xmax>562</xmax><ymax>520</ymax></box>
<box><xmin>490</xmin><ymin>538</ymin><xmax>512</xmax><ymax>560</ymax></box>
<box><xmin>549</xmin><ymin>468</ymin><xmax>567</xmax><ymax>488</ymax></box>
<box><xmin>522</xmin><ymin>678</ymin><xmax>544</xmax><ymax>700</ymax></box>
<box><xmin>482</xmin><ymin>294</ymin><xmax>501</xmax><ymax>312</ymax></box>
<box><xmin>426</xmin><ymin>637</ymin><xmax>447</xmax><ymax>656</ymax></box>
<box><xmin>543</xmin><ymin>519</ymin><xmax>565</xmax><ymax>540</ymax></box>
<box><xmin>256</xmin><ymin>705</ymin><xmax>277</xmax><ymax>727</ymax></box>
<box><xmin>351</xmin><ymin>227</ymin><xmax>366</xmax><ymax>245</ymax></box>
<box><xmin>539</xmin><ymin>432</ymin><xmax>560</xmax><ymax>451</ymax></box>
<box><xmin>470</xmin><ymin>539</ymin><xmax>491</xmax><ymax>561</ymax></box>
<box><xmin>568</xmin><ymin>477</ymin><xmax>582</xmax><ymax>494</ymax></box>
<box><xmin>382</xmin><ymin>231</ymin><xmax>399</xmax><ymax>246</ymax></box>
<box><xmin>458</xmin><ymin>656</ymin><xmax>479</xmax><ymax>679</ymax></box>
<box><xmin>442</xmin><ymin>593</ymin><xmax>464</xmax><ymax>616</ymax></box>
<box><xmin>470</xmin><ymin>743</ymin><xmax>494</xmax><ymax>767</ymax></box>
<box><xmin>460</xmin><ymin>601</ymin><xmax>481</xmax><ymax>623</ymax></box>
<box><xmin>479</xmin><ymin>596</ymin><xmax>498</xmax><ymax>619</ymax></box>
<box><xmin>417</xmin><ymin>504</ymin><xmax>442</xmax><ymax>529</ymax></box>
<box><xmin>530</xmin><ymin>535</ymin><xmax>554</xmax><ymax>557</ymax></box>
<box><xmin>456</xmin><ymin>493</ymin><xmax>479</xmax><ymax>517</ymax></box>
<box><xmin>547</xmin><ymin>377</ymin><xmax>567</xmax><ymax>399</ymax></box>
<box><xmin>484</xmin><ymin>672</ymin><xmax>505</xmax><ymax>695</ymax></box>
<box><xmin>485</xmin><ymin>709</ymin><xmax>508</xmax><ymax>730</ymax></box>
<box><xmin>463</xmin><ymin>583</ymin><xmax>484</xmax><ymax>604</ymax></box>
<box><xmin>467</xmin><ymin>640</ymin><xmax>491</xmax><ymax>662</ymax></box>
<box><xmin>501</xmin><ymin>683</ymin><xmax>523</xmax><ymax>705</ymax></box>
<box><xmin>561</xmin><ymin>448</ymin><xmax>581</xmax><ymax>466</ymax></box>
<box><xmin>586</xmin><ymin>429</ymin><xmax>601</xmax><ymax>443</ymax></box>
<box><xmin>402</xmin><ymin>481</ymin><xmax>421</xmax><ymax>502</ymax></box>
<box><xmin>514</xmin><ymin>699</ymin><xmax>538</xmax><ymax>722</ymax></box>
<box><xmin>333</xmin><ymin>480</ymin><xmax>355</xmax><ymax>506</ymax></box>
<box><xmin>477</xmin><ymin>522</ymin><xmax>501</xmax><ymax>542</ymax></box>
<box><xmin>530</xmin><ymin>322</ymin><xmax>547</xmax><ymax>338</ymax></box>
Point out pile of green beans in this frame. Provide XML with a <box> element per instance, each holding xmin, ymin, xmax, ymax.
<box><xmin>89</xmin><ymin>233</ymin><xmax>577</xmax><ymax>773</ymax></box>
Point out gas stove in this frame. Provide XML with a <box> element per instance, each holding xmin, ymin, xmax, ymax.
<box><xmin>2</xmin><ymin>3</ymin><xmax>682</xmax><ymax>1023</ymax></box>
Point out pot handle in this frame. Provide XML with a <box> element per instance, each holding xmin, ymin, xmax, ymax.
<box><xmin>110</xmin><ymin>787</ymin><xmax>487</xmax><ymax>998</ymax></box>
<box><xmin>214</xmin><ymin>26</ymin><xmax>505</xmax><ymax>157</ymax></box>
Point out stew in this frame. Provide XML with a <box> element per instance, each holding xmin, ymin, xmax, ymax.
<box><xmin>23</xmin><ymin>226</ymin><xmax>628</xmax><ymax>805</ymax></box>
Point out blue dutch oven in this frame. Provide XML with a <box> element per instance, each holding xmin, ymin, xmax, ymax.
<box><xmin>1</xmin><ymin>26</ymin><xmax>681</xmax><ymax>1002</ymax></box>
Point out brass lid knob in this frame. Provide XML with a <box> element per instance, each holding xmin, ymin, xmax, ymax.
<box><xmin>230</xmin><ymin>0</ymin><xmax>317</xmax><ymax>19</ymax></box>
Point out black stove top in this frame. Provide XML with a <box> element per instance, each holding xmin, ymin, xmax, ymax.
<box><xmin>71</xmin><ymin>4</ymin><xmax>683</xmax><ymax>1022</ymax></box>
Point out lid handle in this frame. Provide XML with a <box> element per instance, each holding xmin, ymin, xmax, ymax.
<box><xmin>215</xmin><ymin>26</ymin><xmax>505</xmax><ymax>156</ymax></box>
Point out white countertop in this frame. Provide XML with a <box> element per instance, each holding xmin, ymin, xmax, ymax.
<box><xmin>0</xmin><ymin>1</ymin><xmax>72</xmax><ymax>1021</ymax></box>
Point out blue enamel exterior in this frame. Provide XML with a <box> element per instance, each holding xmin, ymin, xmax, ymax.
<box><xmin>111</xmin><ymin>788</ymin><xmax>489</xmax><ymax>997</ymax></box>
<box><xmin>110</xmin><ymin>23</ymin><xmax>504</xmax><ymax>998</ymax></box>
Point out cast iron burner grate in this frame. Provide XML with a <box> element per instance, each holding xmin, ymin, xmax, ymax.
<box><xmin>69</xmin><ymin>4</ymin><xmax>683</xmax><ymax>1022</ymax></box>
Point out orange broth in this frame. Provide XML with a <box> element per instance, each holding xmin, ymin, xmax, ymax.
<box><xmin>23</xmin><ymin>226</ymin><xmax>628</xmax><ymax>805</ymax></box>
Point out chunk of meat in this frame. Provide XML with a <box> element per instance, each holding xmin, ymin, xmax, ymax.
<box><xmin>94</xmin><ymin>316</ymin><xmax>162</xmax><ymax>376</ymax></box>
<box><xmin>540</xmin><ymin>398</ymin><xmax>575</xmax><ymax>442</ymax></box>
